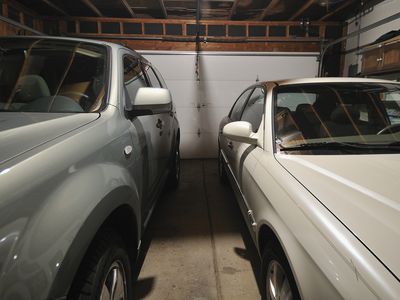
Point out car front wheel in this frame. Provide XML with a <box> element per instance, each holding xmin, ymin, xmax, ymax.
<box><xmin>261</xmin><ymin>242</ymin><xmax>300</xmax><ymax>300</ymax></box>
<box><xmin>68</xmin><ymin>228</ymin><xmax>133</xmax><ymax>300</ymax></box>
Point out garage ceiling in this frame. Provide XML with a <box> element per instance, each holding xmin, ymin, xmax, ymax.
<box><xmin>15</xmin><ymin>0</ymin><xmax>384</xmax><ymax>21</ymax></box>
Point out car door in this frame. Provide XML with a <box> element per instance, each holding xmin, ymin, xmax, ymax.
<box><xmin>228</xmin><ymin>86</ymin><xmax>266</xmax><ymax>234</ymax></box>
<box><xmin>142</xmin><ymin>62</ymin><xmax>172</xmax><ymax>177</ymax></box>
<box><xmin>221</xmin><ymin>87</ymin><xmax>254</xmax><ymax>176</ymax></box>
<box><xmin>122</xmin><ymin>54</ymin><xmax>161</xmax><ymax>218</ymax></box>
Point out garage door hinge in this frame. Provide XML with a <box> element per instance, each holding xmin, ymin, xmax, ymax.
<box><xmin>248</xmin><ymin>210</ymin><xmax>257</xmax><ymax>230</ymax></box>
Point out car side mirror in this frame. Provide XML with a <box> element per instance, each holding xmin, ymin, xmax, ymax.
<box><xmin>223</xmin><ymin>121</ymin><xmax>258</xmax><ymax>144</ymax></box>
<box><xmin>126</xmin><ymin>87</ymin><xmax>172</xmax><ymax>118</ymax></box>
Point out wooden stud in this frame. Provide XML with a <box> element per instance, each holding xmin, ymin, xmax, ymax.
<box><xmin>2</xmin><ymin>0</ymin><xmax>9</xmax><ymax>18</ymax></box>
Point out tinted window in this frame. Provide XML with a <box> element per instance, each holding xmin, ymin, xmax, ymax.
<box><xmin>241</xmin><ymin>87</ymin><xmax>265</xmax><ymax>132</ymax></box>
<box><xmin>0</xmin><ymin>38</ymin><xmax>107</xmax><ymax>113</ymax></box>
<box><xmin>123</xmin><ymin>56</ymin><xmax>148</xmax><ymax>105</ymax></box>
<box><xmin>230</xmin><ymin>88</ymin><xmax>253</xmax><ymax>121</ymax></box>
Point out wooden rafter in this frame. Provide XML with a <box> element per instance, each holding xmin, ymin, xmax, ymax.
<box><xmin>80</xmin><ymin>0</ymin><xmax>103</xmax><ymax>17</ymax></box>
<box><xmin>289</xmin><ymin>0</ymin><xmax>314</xmax><ymax>21</ymax></box>
<box><xmin>158</xmin><ymin>0</ymin><xmax>168</xmax><ymax>18</ymax></box>
<box><xmin>260</xmin><ymin>0</ymin><xmax>280</xmax><ymax>21</ymax></box>
<box><xmin>318</xmin><ymin>0</ymin><xmax>356</xmax><ymax>21</ymax></box>
<box><xmin>41</xmin><ymin>0</ymin><xmax>69</xmax><ymax>16</ymax></box>
<box><xmin>229</xmin><ymin>0</ymin><xmax>241</xmax><ymax>19</ymax></box>
<box><xmin>120</xmin><ymin>0</ymin><xmax>135</xmax><ymax>17</ymax></box>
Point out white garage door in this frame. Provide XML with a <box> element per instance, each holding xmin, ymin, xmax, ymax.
<box><xmin>141</xmin><ymin>51</ymin><xmax>318</xmax><ymax>158</ymax></box>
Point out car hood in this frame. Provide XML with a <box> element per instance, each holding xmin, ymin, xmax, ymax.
<box><xmin>0</xmin><ymin>112</ymin><xmax>99</xmax><ymax>165</ymax></box>
<box><xmin>276</xmin><ymin>153</ymin><xmax>400</xmax><ymax>280</ymax></box>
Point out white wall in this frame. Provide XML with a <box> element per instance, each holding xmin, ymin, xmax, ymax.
<box><xmin>141</xmin><ymin>51</ymin><xmax>318</xmax><ymax>158</ymax></box>
<box><xmin>344</xmin><ymin>0</ymin><xmax>400</xmax><ymax>76</ymax></box>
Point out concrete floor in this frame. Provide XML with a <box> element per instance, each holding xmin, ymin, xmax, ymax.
<box><xmin>133</xmin><ymin>159</ymin><xmax>262</xmax><ymax>300</ymax></box>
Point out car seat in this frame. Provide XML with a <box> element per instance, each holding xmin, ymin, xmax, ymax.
<box><xmin>14</xmin><ymin>75</ymin><xmax>50</xmax><ymax>103</ymax></box>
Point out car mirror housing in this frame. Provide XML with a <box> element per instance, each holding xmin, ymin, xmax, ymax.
<box><xmin>126</xmin><ymin>87</ymin><xmax>172</xmax><ymax>117</ymax></box>
<box><xmin>223</xmin><ymin>121</ymin><xmax>258</xmax><ymax>144</ymax></box>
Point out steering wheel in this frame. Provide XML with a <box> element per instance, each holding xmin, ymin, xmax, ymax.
<box><xmin>377</xmin><ymin>123</ymin><xmax>400</xmax><ymax>135</ymax></box>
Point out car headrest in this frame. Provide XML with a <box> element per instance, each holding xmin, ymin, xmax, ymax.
<box><xmin>330</xmin><ymin>105</ymin><xmax>360</xmax><ymax>124</ymax></box>
<box><xmin>296</xmin><ymin>103</ymin><xmax>320</xmax><ymax>124</ymax></box>
<box><xmin>15</xmin><ymin>75</ymin><xmax>50</xmax><ymax>102</ymax></box>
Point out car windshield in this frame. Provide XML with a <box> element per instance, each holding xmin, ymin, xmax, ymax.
<box><xmin>274</xmin><ymin>82</ymin><xmax>400</xmax><ymax>154</ymax></box>
<box><xmin>0</xmin><ymin>38</ymin><xmax>107</xmax><ymax>113</ymax></box>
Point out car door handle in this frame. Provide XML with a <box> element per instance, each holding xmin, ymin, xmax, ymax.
<box><xmin>227</xmin><ymin>142</ymin><xmax>233</xmax><ymax>150</ymax></box>
<box><xmin>156</xmin><ymin>118</ymin><xmax>163</xmax><ymax>129</ymax></box>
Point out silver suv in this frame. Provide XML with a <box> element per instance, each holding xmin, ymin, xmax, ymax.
<box><xmin>0</xmin><ymin>36</ymin><xmax>180</xmax><ymax>300</ymax></box>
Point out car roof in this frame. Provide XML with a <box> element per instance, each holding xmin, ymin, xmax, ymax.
<box><xmin>273</xmin><ymin>77</ymin><xmax>400</xmax><ymax>86</ymax></box>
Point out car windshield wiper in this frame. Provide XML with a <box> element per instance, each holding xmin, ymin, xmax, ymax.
<box><xmin>279</xmin><ymin>141</ymin><xmax>400</xmax><ymax>152</ymax></box>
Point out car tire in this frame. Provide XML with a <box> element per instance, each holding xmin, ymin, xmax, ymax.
<box><xmin>218</xmin><ymin>148</ymin><xmax>228</xmax><ymax>184</ymax></box>
<box><xmin>167</xmin><ymin>141</ymin><xmax>180</xmax><ymax>189</ymax></box>
<box><xmin>261</xmin><ymin>242</ymin><xmax>300</xmax><ymax>300</ymax></box>
<box><xmin>68</xmin><ymin>228</ymin><xmax>133</xmax><ymax>300</ymax></box>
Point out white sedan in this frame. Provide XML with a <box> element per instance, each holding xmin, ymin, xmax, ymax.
<box><xmin>218</xmin><ymin>78</ymin><xmax>400</xmax><ymax>300</ymax></box>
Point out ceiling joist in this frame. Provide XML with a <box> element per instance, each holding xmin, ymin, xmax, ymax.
<box><xmin>80</xmin><ymin>0</ymin><xmax>103</xmax><ymax>17</ymax></box>
<box><xmin>319</xmin><ymin>0</ymin><xmax>356</xmax><ymax>21</ymax></box>
<box><xmin>41</xmin><ymin>0</ymin><xmax>69</xmax><ymax>16</ymax></box>
<box><xmin>158</xmin><ymin>0</ymin><xmax>168</xmax><ymax>18</ymax></box>
<box><xmin>260</xmin><ymin>0</ymin><xmax>280</xmax><ymax>21</ymax></box>
<box><xmin>289</xmin><ymin>0</ymin><xmax>314</xmax><ymax>21</ymax></box>
<box><xmin>229</xmin><ymin>0</ymin><xmax>241</xmax><ymax>19</ymax></box>
<box><xmin>120</xmin><ymin>0</ymin><xmax>135</xmax><ymax>17</ymax></box>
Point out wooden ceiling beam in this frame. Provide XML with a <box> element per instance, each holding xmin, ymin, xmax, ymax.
<box><xmin>289</xmin><ymin>0</ymin><xmax>314</xmax><ymax>21</ymax></box>
<box><xmin>158</xmin><ymin>0</ymin><xmax>168</xmax><ymax>18</ymax></box>
<box><xmin>318</xmin><ymin>0</ymin><xmax>356</xmax><ymax>21</ymax></box>
<box><xmin>120</xmin><ymin>0</ymin><xmax>135</xmax><ymax>17</ymax></box>
<box><xmin>41</xmin><ymin>0</ymin><xmax>69</xmax><ymax>16</ymax></box>
<box><xmin>260</xmin><ymin>0</ymin><xmax>280</xmax><ymax>21</ymax></box>
<box><xmin>229</xmin><ymin>0</ymin><xmax>241</xmax><ymax>19</ymax></box>
<box><xmin>80</xmin><ymin>0</ymin><xmax>103</xmax><ymax>17</ymax></box>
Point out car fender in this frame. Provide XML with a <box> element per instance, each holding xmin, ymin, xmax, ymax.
<box><xmin>0</xmin><ymin>163</ymin><xmax>140</xmax><ymax>300</ymax></box>
<box><xmin>253</xmin><ymin>154</ymin><xmax>380</xmax><ymax>299</ymax></box>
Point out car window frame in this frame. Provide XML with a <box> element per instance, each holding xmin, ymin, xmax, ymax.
<box><xmin>229</xmin><ymin>87</ymin><xmax>255</xmax><ymax>121</ymax></box>
<box><xmin>121</xmin><ymin>54</ymin><xmax>150</xmax><ymax>111</ymax></box>
<box><xmin>143</xmin><ymin>63</ymin><xmax>164</xmax><ymax>88</ymax></box>
<box><xmin>240</xmin><ymin>85</ymin><xmax>266</xmax><ymax>133</ymax></box>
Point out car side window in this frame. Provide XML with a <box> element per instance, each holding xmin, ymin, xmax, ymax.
<box><xmin>123</xmin><ymin>56</ymin><xmax>148</xmax><ymax>105</ymax></box>
<box><xmin>144</xmin><ymin>64</ymin><xmax>163</xmax><ymax>88</ymax></box>
<box><xmin>229</xmin><ymin>88</ymin><xmax>253</xmax><ymax>121</ymax></box>
<box><xmin>241</xmin><ymin>87</ymin><xmax>265</xmax><ymax>132</ymax></box>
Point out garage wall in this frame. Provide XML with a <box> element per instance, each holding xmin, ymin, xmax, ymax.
<box><xmin>141</xmin><ymin>51</ymin><xmax>318</xmax><ymax>158</ymax></box>
<box><xmin>344</xmin><ymin>0</ymin><xmax>400</xmax><ymax>76</ymax></box>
